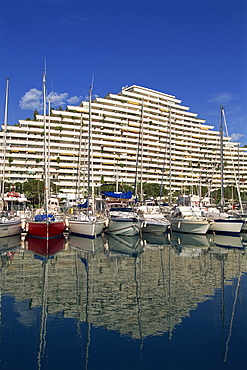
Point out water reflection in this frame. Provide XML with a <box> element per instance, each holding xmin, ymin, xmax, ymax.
<box><xmin>68</xmin><ymin>234</ymin><xmax>104</xmax><ymax>253</ymax></box>
<box><xmin>171</xmin><ymin>231</ymin><xmax>210</xmax><ymax>256</ymax></box>
<box><xmin>207</xmin><ymin>233</ymin><xmax>244</xmax><ymax>249</ymax></box>
<box><xmin>0</xmin><ymin>234</ymin><xmax>22</xmax><ymax>268</ymax></box>
<box><xmin>0</xmin><ymin>234</ymin><xmax>22</xmax><ymax>254</ymax></box>
<box><xmin>142</xmin><ymin>231</ymin><xmax>170</xmax><ymax>250</ymax></box>
<box><xmin>26</xmin><ymin>235</ymin><xmax>66</xmax><ymax>258</ymax></box>
<box><xmin>105</xmin><ymin>233</ymin><xmax>144</xmax><ymax>257</ymax></box>
<box><xmin>0</xmin><ymin>231</ymin><xmax>246</xmax><ymax>369</ymax></box>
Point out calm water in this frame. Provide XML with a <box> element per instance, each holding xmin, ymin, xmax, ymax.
<box><xmin>0</xmin><ymin>231</ymin><xmax>246</xmax><ymax>370</ymax></box>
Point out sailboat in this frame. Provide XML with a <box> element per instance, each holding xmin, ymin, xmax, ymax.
<box><xmin>68</xmin><ymin>79</ymin><xmax>105</xmax><ymax>238</ymax></box>
<box><xmin>130</xmin><ymin>99</ymin><xmax>169</xmax><ymax>235</ymax></box>
<box><xmin>26</xmin><ymin>69</ymin><xmax>66</xmax><ymax>239</ymax></box>
<box><xmin>206</xmin><ymin>106</ymin><xmax>244</xmax><ymax>235</ymax></box>
<box><xmin>0</xmin><ymin>78</ymin><xmax>22</xmax><ymax>238</ymax></box>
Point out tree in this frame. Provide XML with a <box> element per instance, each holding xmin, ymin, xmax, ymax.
<box><xmin>23</xmin><ymin>179</ymin><xmax>44</xmax><ymax>207</ymax></box>
<box><xmin>33</xmin><ymin>109</ymin><xmax>39</xmax><ymax>120</ymax></box>
<box><xmin>138</xmin><ymin>182</ymin><xmax>161</xmax><ymax>199</ymax></box>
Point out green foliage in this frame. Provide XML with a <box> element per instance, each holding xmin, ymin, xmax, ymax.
<box><xmin>121</xmin><ymin>184</ymin><xmax>134</xmax><ymax>193</ymax></box>
<box><xmin>100</xmin><ymin>183</ymin><xmax>116</xmax><ymax>193</ymax></box>
<box><xmin>23</xmin><ymin>179</ymin><xmax>44</xmax><ymax>200</ymax></box>
<box><xmin>33</xmin><ymin>109</ymin><xmax>39</xmax><ymax>120</ymax></box>
<box><xmin>137</xmin><ymin>182</ymin><xmax>163</xmax><ymax>199</ymax></box>
<box><xmin>211</xmin><ymin>186</ymin><xmax>242</xmax><ymax>204</ymax></box>
<box><xmin>14</xmin><ymin>182</ymin><xmax>23</xmax><ymax>192</ymax></box>
<box><xmin>100</xmin><ymin>182</ymin><xmax>134</xmax><ymax>194</ymax></box>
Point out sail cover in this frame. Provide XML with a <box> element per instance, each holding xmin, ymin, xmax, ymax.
<box><xmin>103</xmin><ymin>191</ymin><xmax>133</xmax><ymax>199</ymax></box>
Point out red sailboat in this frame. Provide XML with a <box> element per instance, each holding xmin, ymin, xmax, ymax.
<box><xmin>26</xmin><ymin>67</ymin><xmax>66</xmax><ymax>239</ymax></box>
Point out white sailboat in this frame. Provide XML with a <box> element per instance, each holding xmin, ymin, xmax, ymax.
<box><xmin>164</xmin><ymin>109</ymin><xmax>210</xmax><ymax>235</ymax></box>
<box><xmin>0</xmin><ymin>78</ymin><xmax>22</xmax><ymax>238</ymax></box>
<box><xmin>68</xmin><ymin>79</ymin><xmax>105</xmax><ymax>238</ymax></box>
<box><xmin>132</xmin><ymin>100</ymin><xmax>169</xmax><ymax>235</ymax></box>
<box><xmin>206</xmin><ymin>106</ymin><xmax>244</xmax><ymax>235</ymax></box>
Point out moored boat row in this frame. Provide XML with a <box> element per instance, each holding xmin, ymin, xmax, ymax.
<box><xmin>2</xmin><ymin>188</ymin><xmax>247</xmax><ymax>242</ymax></box>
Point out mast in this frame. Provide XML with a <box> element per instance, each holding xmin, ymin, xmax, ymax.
<box><xmin>1</xmin><ymin>78</ymin><xmax>9</xmax><ymax>209</ymax></box>
<box><xmin>43</xmin><ymin>64</ymin><xmax>49</xmax><ymax>216</ymax></box>
<box><xmin>75</xmin><ymin>114</ymin><xmax>84</xmax><ymax>202</ymax></box>
<box><xmin>140</xmin><ymin>100</ymin><xmax>144</xmax><ymax>203</ymax></box>
<box><xmin>87</xmin><ymin>77</ymin><xmax>94</xmax><ymax>215</ymax></box>
<box><xmin>134</xmin><ymin>100</ymin><xmax>144</xmax><ymax>202</ymax></box>
<box><xmin>221</xmin><ymin>106</ymin><xmax>243</xmax><ymax>213</ymax></box>
<box><xmin>220</xmin><ymin>106</ymin><xmax>225</xmax><ymax>213</ymax></box>
<box><xmin>47</xmin><ymin>99</ymin><xmax>51</xmax><ymax>199</ymax></box>
<box><xmin>169</xmin><ymin>108</ymin><xmax>172</xmax><ymax>205</ymax></box>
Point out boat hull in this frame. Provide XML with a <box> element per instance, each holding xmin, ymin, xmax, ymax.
<box><xmin>26</xmin><ymin>220</ymin><xmax>66</xmax><ymax>239</ymax></box>
<box><xmin>142</xmin><ymin>220</ymin><xmax>170</xmax><ymax>234</ymax></box>
<box><xmin>208</xmin><ymin>219</ymin><xmax>244</xmax><ymax>235</ymax></box>
<box><xmin>170</xmin><ymin>219</ymin><xmax>210</xmax><ymax>234</ymax></box>
<box><xmin>68</xmin><ymin>219</ymin><xmax>104</xmax><ymax>239</ymax></box>
<box><xmin>0</xmin><ymin>219</ymin><xmax>22</xmax><ymax>238</ymax></box>
<box><xmin>107</xmin><ymin>217</ymin><xmax>142</xmax><ymax>236</ymax></box>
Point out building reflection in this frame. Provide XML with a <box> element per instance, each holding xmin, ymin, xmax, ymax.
<box><xmin>0</xmin><ymin>233</ymin><xmax>246</xmax><ymax>341</ymax></box>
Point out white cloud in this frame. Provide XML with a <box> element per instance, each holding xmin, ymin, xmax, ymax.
<box><xmin>19</xmin><ymin>88</ymin><xmax>82</xmax><ymax>111</ymax></box>
<box><xmin>67</xmin><ymin>95</ymin><xmax>82</xmax><ymax>105</ymax></box>
<box><xmin>19</xmin><ymin>88</ymin><xmax>43</xmax><ymax>110</ymax></box>
<box><xmin>47</xmin><ymin>91</ymin><xmax>69</xmax><ymax>107</ymax></box>
<box><xmin>231</xmin><ymin>133</ymin><xmax>245</xmax><ymax>142</ymax></box>
<box><xmin>207</xmin><ymin>92</ymin><xmax>240</xmax><ymax>104</ymax></box>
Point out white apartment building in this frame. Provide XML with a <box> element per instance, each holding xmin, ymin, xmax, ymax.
<box><xmin>1</xmin><ymin>85</ymin><xmax>247</xmax><ymax>199</ymax></box>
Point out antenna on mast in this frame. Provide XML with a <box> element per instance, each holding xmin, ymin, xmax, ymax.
<box><xmin>90</xmin><ymin>74</ymin><xmax>94</xmax><ymax>92</ymax></box>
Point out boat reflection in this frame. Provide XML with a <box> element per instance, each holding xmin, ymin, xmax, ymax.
<box><xmin>105</xmin><ymin>233</ymin><xmax>143</xmax><ymax>257</ymax></box>
<box><xmin>25</xmin><ymin>235</ymin><xmax>66</xmax><ymax>258</ymax></box>
<box><xmin>68</xmin><ymin>234</ymin><xmax>104</xmax><ymax>253</ymax></box>
<box><xmin>207</xmin><ymin>233</ymin><xmax>244</xmax><ymax>249</ymax></box>
<box><xmin>170</xmin><ymin>231</ymin><xmax>210</xmax><ymax>256</ymax></box>
<box><xmin>142</xmin><ymin>232</ymin><xmax>170</xmax><ymax>250</ymax></box>
<box><xmin>240</xmin><ymin>232</ymin><xmax>247</xmax><ymax>247</ymax></box>
<box><xmin>0</xmin><ymin>234</ymin><xmax>22</xmax><ymax>254</ymax></box>
<box><xmin>0</xmin><ymin>234</ymin><xmax>22</xmax><ymax>267</ymax></box>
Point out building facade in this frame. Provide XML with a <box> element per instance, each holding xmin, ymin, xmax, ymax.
<box><xmin>1</xmin><ymin>85</ymin><xmax>247</xmax><ymax>200</ymax></box>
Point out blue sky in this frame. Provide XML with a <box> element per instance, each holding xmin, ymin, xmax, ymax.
<box><xmin>1</xmin><ymin>0</ymin><xmax>247</xmax><ymax>144</ymax></box>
